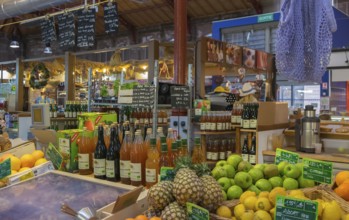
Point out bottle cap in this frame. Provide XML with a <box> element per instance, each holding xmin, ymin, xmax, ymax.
<box><xmin>195</xmin><ymin>137</ymin><xmax>201</xmax><ymax>145</ymax></box>
<box><xmin>181</xmin><ymin>139</ymin><xmax>187</xmax><ymax>145</ymax></box>
<box><xmin>171</xmin><ymin>142</ymin><xmax>177</xmax><ymax>150</ymax></box>
<box><xmin>150</xmin><ymin>138</ymin><xmax>156</xmax><ymax>145</ymax></box>
<box><xmin>161</xmin><ymin>143</ymin><xmax>168</xmax><ymax>152</ymax></box>
<box><xmin>168</xmin><ymin>128</ymin><xmax>173</xmax><ymax>132</ymax></box>
<box><xmin>146</xmin><ymin>128</ymin><xmax>152</xmax><ymax>134</ymax></box>
<box><xmin>160</xmin><ymin>136</ymin><xmax>166</xmax><ymax>143</ymax></box>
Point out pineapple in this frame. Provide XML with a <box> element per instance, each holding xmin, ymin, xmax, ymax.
<box><xmin>161</xmin><ymin>201</ymin><xmax>188</xmax><ymax>220</ymax></box>
<box><xmin>143</xmin><ymin>206</ymin><xmax>162</xmax><ymax>218</ymax></box>
<box><xmin>199</xmin><ymin>175</ymin><xmax>224</xmax><ymax>212</ymax></box>
<box><xmin>172</xmin><ymin>168</ymin><xmax>203</xmax><ymax>206</ymax></box>
<box><xmin>147</xmin><ymin>181</ymin><xmax>175</xmax><ymax>210</ymax></box>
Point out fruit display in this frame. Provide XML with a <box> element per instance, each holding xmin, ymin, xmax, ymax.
<box><xmin>212</xmin><ymin>155</ymin><xmax>315</xmax><ymax>200</ymax></box>
<box><xmin>333</xmin><ymin>171</ymin><xmax>349</xmax><ymax>201</ymax></box>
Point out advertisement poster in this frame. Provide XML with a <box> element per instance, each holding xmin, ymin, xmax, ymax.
<box><xmin>243</xmin><ymin>48</ymin><xmax>256</xmax><ymax>68</ymax></box>
<box><xmin>206</xmin><ymin>39</ymin><xmax>225</xmax><ymax>63</ymax></box>
<box><xmin>226</xmin><ymin>43</ymin><xmax>242</xmax><ymax>65</ymax></box>
<box><xmin>256</xmin><ymin>50</ymin><xmax>268</xmax><ymax>70</ymax></box>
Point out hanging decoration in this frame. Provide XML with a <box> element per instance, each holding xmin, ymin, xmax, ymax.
<box><xmin>29</xmin><ymin>63</ymin><xmax>50</xmax><ymax>89</ymax></box>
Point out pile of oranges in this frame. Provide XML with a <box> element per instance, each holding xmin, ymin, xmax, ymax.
<box><xmin>334</xmin><ymin>171</ymin><xmax>349</xmax><ymax>201</ymax></box>
<box><xmin>125</xmin><ymin>215</ymin><xmax>161</xmax><ymax>220</ymax></box>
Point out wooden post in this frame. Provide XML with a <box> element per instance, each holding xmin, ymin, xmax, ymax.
<box><xmin>147</xmin><ymin>40</ymin><xmax>159</xmax><ymax>83</ymax></box>
<box><xmin>65</xmin><ymin>52</ymin><xmax>75</xmax><ymax>101</ymax></box>
<box><xmin>195</xmin><ymin>39</ymin><xmax>206</xmax><ymax>98</ymax></box>
<box><xmin>174</xmin><ymin>0</ymin><xmax>187</xmax><ymax>84</ymax></box>
<box><xmin>15</xmin><ymin>58</ymin><xmax>24</xmax><ymax>111</ymax></box>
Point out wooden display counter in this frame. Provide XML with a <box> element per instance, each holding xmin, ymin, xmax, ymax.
<box><xmin>283</xmin><ymin>129</ymin><xmax>349</xmax><ymax>140</ymax></box>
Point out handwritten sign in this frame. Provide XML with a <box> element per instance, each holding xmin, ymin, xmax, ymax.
<box><xmin>57</xmin><ymin>12</ymin><xmax>75</xmax><ymax>49</ymax></box>
<box><xmin>0</xmin><ymin>158</ymin><xmax>11</xmax><ymax>179</ymax></box>
<box><xmin>170</xmin><ymin>86</ymin><xmax>190</xmax><ymax>108</ymax></box>
<box><xmin>77</xmin><ymin>9</ymin><xmax>96</xmax><ymax>48</ymax></box>
<box><xmin>40</xmin><ymin>17</ymin><xmax>56</xmax><ymax>43</ymax></box>
<box><xmin>104</xmin><ymin>2</ymin><xmax>119</xmax><ymax>34</ymax></box>
<box><xmin>186</xmin><ymin>202</ymin><xmax>209</xmax><ymax>220</ymax></box>
<box><xmin>275</xmin><ymin>148</ymin><xmax>299</xmax><ymax>165</ymax></box>
<box><xmin>275</xmin><ymin>195</ymin><xmax>318</xmax><ymax>220</ymax></box>
<box><xmin>132</xmin><ymin>84</ymin><xmax>155</xmax><ymax>107</ymax></box>
<box><xmin>303</xmin><ymin>158</ymin><xmax>332</xmax><ymax>184</ymax></box>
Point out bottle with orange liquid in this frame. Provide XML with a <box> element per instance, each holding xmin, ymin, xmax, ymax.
<box><xmin>156</xmin><ymin>127</ymin><xmax>165</xmax><ymax>153</ymax></box>
<box><xmin>170</xmin><ymin>142</ymin><xmax>178</xmax><ymax>167</ymax></box>
<box><xmin>120</xmin><ymin>131</ymin><xmax>131</xmax><ymax>184</ymax></box>
<box><xmin>145</xmin><ymin>138</ymin><xmax>159</xmax><ymax>188</ymax></box>
<box><xmin>159</xmin><ymin>143</ymin><xmax>171</xmax><ymax>168</ymax></box>
<box><xmin>144</xmin><ymin>128</ymin><xmax>152</xmax><ymax>154</ymax></box>
<box><xmin>178</xmin><ymin>139</ymin><xmax>188</xmax><ymax>157</ymax></box>
<box><xmin>78</xmin><ymin>127</ymin><xmax>93</xmax><ymax>175</ymax></box>
<box><xmin>130</xmin><ymin>131</ymin><xmax>145</xmax><ymax>186</ymax></box>
<box><xmin>166</xmin><ymin>128</ymin><xmax>176</xmax><ymax>156</ymax></box>
<box><xmin>192</xmin><ymin>137</ymin><xmax>205</xmax><ymax>164</ymax></box>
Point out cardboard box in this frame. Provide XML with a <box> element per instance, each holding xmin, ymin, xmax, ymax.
<box><xmin>257</xmin><ymin>102</ymin><xmax>289</xmax><ymax>130</ymax></box>
<box><xmin>78</xmin><ymin>113</ymin><xmax>117</xmax><ymax>131</ymax></box>
<box><xmin>0</xmin><ymin>141</ymin><xmax>36</xmax><ymax>158</ymax></box>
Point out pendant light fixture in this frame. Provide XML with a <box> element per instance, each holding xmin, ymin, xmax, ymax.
<box><xmin>9</xmin><ymin>26</ymin><xmax>21</xmax><ymax>49</ymax></box>
<box><xmin>44</xmin><ymin>43</ymin><xmax>52</xmax><ymax>54</ymax></box>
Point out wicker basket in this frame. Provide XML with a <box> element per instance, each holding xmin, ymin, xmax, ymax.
<box><xmin>210</xmin><ymin>186</ymin><xmax>349</xmax><ymax>220</ymax></box>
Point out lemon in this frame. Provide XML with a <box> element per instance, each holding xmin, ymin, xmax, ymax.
<box><xmin>240</xmin><ymin>191</ymin><xmax>256</xmax><ymax>204</ymax></box>
<box><xmin>255</xmin><ymin>197</ymin><xmax>272</xmax><ymax>212</ymax></box>
<box><xmin>31</xmin><ymin>150</ymin><xmax>44</xmax><ymax>162</ymax></box>
<box><xmin>322</xmin><ymin>201</ymin><xmax>342</xmax><ymax>220</ymax></box>
<box><xmin>241</xmin><ymin>210</ymin><xmax>254</xmax><ymax>220</ymax></box>
<box><xmin>216</xmin><ymin>205</ymin><xmax>232</xmax><ymax>218</ymax></box>
<box><xmin>9</xmin><ymin>156</ymin><xmax>21</xmax><ymax>171</ymax></box>
<box><xmin>34</xmin><ymin>158</ymin><xmax>48</xmax><ymax>166</ymax></box>
<box><xmin>10</xmin><ymin>170</ymin><xmax>18</xmax><ymax>176</ymax></box>
<box><xmin>270</xmin><ymin>207</ymin><xmax>275</xmax><ymax>218</ymax></box>
<box><xmin>243</xmin><ymin>196</ymin><xmax>257</xmax><ymax>210</ymax></box>
<box><xmin>234</xmin><ymin>204</ymin><xmax>246</xmax><ymax>219</ymax></box>
<box><xmin>269</xmin><ymin>187</ymin><xmax>287</xmax><ymax>205</ymax></box>
<box><xmin>288</xmin><ymin>189</ymin><xmax>305</xmax><ymax>197</ymax></box>
<box><xmin>342</xmin><ymin>213</ymin><xmax>349</xmax><ymax>220</ymax></box>
<box><xmin>254</xmin><ymin>210</ymin><xmax>272</xmax><ymax>220</ymax></box>
<box><xmin>258</xmin><ymin>191</ymin><xmax>269</xmax><ymax>199</ymax></box>
<box><xmin>315</xmin><ymin>199</ymin><xmax>324</xmax><ymax>217</ymax></box>
<box><xmin>231</xmin><ymin>217</ymin><xmax>237</xmax><ymax>220</ymax></box>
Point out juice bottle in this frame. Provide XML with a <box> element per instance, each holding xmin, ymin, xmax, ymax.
<box><xmin>206</xmin><ymin>138</ymin><xmax>212</xmax><ymax>161</ymax></box>
<box><xmin>205</xmin><ymin>111</ymin><xmax>211</xmax><ymax>131</ymax></box>
<box><xmin>163</xmin><ymin>110</ymin><xmax>168</xmax><ymax>124</ymax></box>
<box><xmin>176</xmin><ymin>140</ymin><xmax>182</xmax><ymax>158</ymax></box>
<box><xmin>78</xmin><ymin>127</ymin><xmax>93</xmax><ymax>175</ymax></box>
<box><xmin>120</xmin><ymin>131</ymin><xmax>131</xmax><ymax>184</ymax></box>
<box><xmin>219</xmin><ymin>139</ymin><xmax>227</xmax><ymax>160</ymax></box>
<box><xmin>159</xmin><ymin>143</ymin><xmax>171</xmax><ymax>167</ymax></box>
<box><xmin>145</xmin><ymin>138</ymin><xmax>159</xmax><ymax>188</ymax></box>
<box><xmin>166</xmin><ymin>128</ymin><xmax>175</xmax><ymax>156</ymax></box>
<box><xmin>170</xmin><ymin>142</ymin><xmax>178</xmax><ymax>167</ymax></box>
<box><xmin>130</xmin><ymin>131</ymin><xmax>145</xmax><ymax>186</ymax></box>
<box><xmin>192</xmin><ymin>137</ymin><xmax>202</xmax><ymax>164</ymax></box>
<box><xmin>200</xmin><ymin>112</ymin><xmax>206</xmax><ymax>131</ymax></box>
<box><xmin>179</xmin><ymin>139</ymin><xmax>188</xmax><ymax>156</ymax></box>
<box><xmin>156</xmin><ymin>127</ymin><xmax>165</xmax><ymax>153</ymax></box>
<box><xmin>158</xmin><ymin>110</ymin><xmax>164</xmax><ymax>124</ymax></box>
<box><xmin>211</xmin><ymin>140</ymin><xmax>219</xmax><ymax>162</ymax></box>
<box><xmin>144</xmin><ymin>128</ymin><xmax>152</xmax><ymax>155</ymax></box>
<box><xmin>147</xmin><ymin>108</ymin><xmax>153</xmax><ymax>124</ymax></box>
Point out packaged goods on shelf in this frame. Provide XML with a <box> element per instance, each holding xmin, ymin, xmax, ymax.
<box><xmin>77</xmin><ymin>112</ymin><xmax>117</xmax><ymax>131</ymax></box>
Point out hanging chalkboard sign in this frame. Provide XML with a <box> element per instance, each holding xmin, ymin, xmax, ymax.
<box><xmin>57</xmin><ymin>12</ymin><xmax>75</xmax><ymax>49</ymax></box>
<box><xmin>40</xmin><ymin>17</ymin><xmax>56</xmax><ymax>44</ymax></box>
<box><xmin>132</xmin><ymin>84</ymin><xmax>155</xmax><ymax>107</ymax></box>
<box><xmin>104</xmin><ymin>2</ymin><xmax>119</xmax><ymax>34</ymax></box>
<box><xmin>77</xmin><ymin>8</ymin><xmax>96</xmax><ymax>48</ymax></box>
<box><xmin>170</xmin><ymin>86</ymin><xmax>190</xmax><ymax>108</ymax></box>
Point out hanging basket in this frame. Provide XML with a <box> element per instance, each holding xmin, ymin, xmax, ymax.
<box><xmin>29</xmin><ymin>63</ymin><xmax>50</xmax><ymax>89</ymax></box>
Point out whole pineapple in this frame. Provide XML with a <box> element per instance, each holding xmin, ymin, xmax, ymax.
<box><xmin>172</xmin><ymin>168</ymin><xmax>203</xmax><ymax>206</ymax></box>
<box><xmin>147</xmin><ymin>181</ymin><xmax>175</xmax><ymax>210</ymax></box>
<box><xmin>199</xmin><ymin>175</ymin><xmax>224</xmax><ymax>212</ymax></box>
<box><xmin>143</xmin><ymin>206</ymin><xmax>162</xmax><ymax>218</ymax></box>
<box><xmin>161</xmin><ymin>201</ymin><xmax>188</xmax><ymax>220</ymax></box>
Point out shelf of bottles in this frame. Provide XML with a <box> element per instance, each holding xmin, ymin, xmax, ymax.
<box><xmin>241</xmin><ymin>134</ymin><xmax>257</xmax><ymax>165</ymax></box>
<box><xmin>199</xmin><ymin>111</ymin><xmax>233</xmax><ymax>132</ymax></box>
<box><xmin>231</xmin><ymin>102</ymin><xmax>259</xmax><ymax>130</ymax></box>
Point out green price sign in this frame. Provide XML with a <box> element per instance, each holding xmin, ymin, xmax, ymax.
<box><xmin>275</xmin><ymin>148</ymin><xmax>299</xmax><ymax>165</ymax></box>
<box><xmin>302</xmin><ymin>158</ymin><xmax>332</xmax><ymax>184</ymax></box>
<box><xmin>46</xmin><ymin>143</ymin><xmax>63</xmax><ymax>170</ymax></box>
<box><xmin>186</xmin><ymin>202</ymin><xmax>209</xmax><ymax>220</ymax></box>
<box><xmin>0</xmin><ymin>158</ymin><xmax>11</xmax><ymax>179</ymax></box>
<box><xmin>275</xmin><ymin>195</ymin><xmax>318</xmax><ymax>220</ymax></box>
<box><xmin>160</xmin><ymin>167</ymin><xmax>175</xmax><ymax>181</ymax></box>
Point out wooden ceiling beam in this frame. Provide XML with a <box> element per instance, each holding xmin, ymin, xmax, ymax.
<box><xmin>119</xmin><ymin>15</ymin><xmax>137</xmax><ymax>43</ymax></box>
<box><xmin>248</xmin><ymin>0</ymin><xmax>263</xmax><ymax>14</ymax></box>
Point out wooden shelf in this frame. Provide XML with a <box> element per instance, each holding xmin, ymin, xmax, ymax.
<box><xmin>263</xmin><ymin>147</ymin><xmax>349</xmax><ymax>164</ymax></box>
<box><xmin>195</xmin><ymin>130</ymin><xmax>235</xmax><ymax>135</ymax></box>
<box><xmin>284</xmin><ymin>129</ymin><xmax>349</xmax><ymax>140</ymax></box>
<box><xmin>50</xmin><ymin>118</ymin><xmax>78</xmax><ymax>121</ymax></box>
<box><xmin>240</xmin><ymin>129</ymin><xmax>257</xmax><ymax>133</ymax></box>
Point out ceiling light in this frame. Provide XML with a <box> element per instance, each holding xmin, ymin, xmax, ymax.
<box><xmin>10</xmin><ymin>40</ymin><xmax>19</xmax><ymax>48</ymax></box>
<box><xmin>44</xmin><ymin>43</ymin><xmax>52</xmax><ymax>54</ymax></box>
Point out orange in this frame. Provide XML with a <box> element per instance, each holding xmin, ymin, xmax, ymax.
<box><xmin>31</xmin><ymin>150</ymin><xmax>44</xmax><ymax>162</ymax></box>
<box><xmin>149</xmin><ymin>217</ymin><xmax>161</xmax><ymax>220</ymax></box>
<box><xmin>9</xmin><ymin>156</ymin><xmax>21</xmax><ymax>171</ymax></box>
<box><xmin>34</xmin><ymin>158</ymin><xmax>48</xmax><ymax>167</ymax></box>
<box><xmin>335</xmin><ymin>171</ymin><xmax>349</xmax><ymax>186</ymax></box>
<box><xmin>0</xmin><ymin>153</ymin><xmax>13</xmax><ymax>162</ymax></box>
<box><xmin>19</xmin><ymin>167</ymin><xmax>31</xmax><ymax>172</ymax></box>
<box><xmin>125</xmin><ymin>218</ymin><xmax>134</xmax><ymax>220</ymax></box>
<box><xmin>135</xmin><ymin>215</ymin><xmax>148</xmax><ymax>220</ymax></box>
<box><xmin>20</xmin><ymin>154</ymin><xmax>35</xmax><ymax>168</ymax></box>
<box><xmin>343</xmin><ymin>179</ymin><xmax>349</xmax><ymax>185</ymax></box>
<box><xmin>334</xmin><ymin>182</ymin><xmax>349</xmax><ymax>201</ymax></box>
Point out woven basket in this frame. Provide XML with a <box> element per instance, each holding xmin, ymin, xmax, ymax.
<box><xmin>210</xmin><ymin>186</ymin><xmax>349</xmax><ymax>220</ymax></box>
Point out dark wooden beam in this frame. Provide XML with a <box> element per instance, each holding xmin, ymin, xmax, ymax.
<box><xmin>248</xmin><ymin>0</ymin><xmax>263</xmax><ymax>14</ymax></box>
<box><xmin>119</xmin><ymin>15</ymin><xmax>137</xmax><ymax>44</ymax></box>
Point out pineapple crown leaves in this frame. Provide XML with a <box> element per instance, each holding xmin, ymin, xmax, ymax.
<box><xmin>173</xmin><ymin>156</ymin><xmax>211</xmax><ymax>177</ymax></box>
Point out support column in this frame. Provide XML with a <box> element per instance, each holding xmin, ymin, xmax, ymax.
<box><xmin>15</xmin><ymin>58</ymin><xmax>24</xmax><ymax>111</ymax></box>
<box><xmin>65</xmin><ymin>52</ymin><xmax>76</xmax><ymax>101</ymax></box>
<box><xmin>174</xmin><ymin>0</ymin><xmax>187</xmax><ymax>84</ymax></box>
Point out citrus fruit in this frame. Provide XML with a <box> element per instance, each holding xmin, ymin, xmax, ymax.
<box><xmin>9</xmin><ymin>156</ymin><xmax>21</xmax><ymax>171</ymax></box>
<box><xmin>255</xmin><ymin>197</ymin><xmax>272</xmax><ymax>211</ymax></box>
<box><xmin>134</xmin><ymin>215</ymin><xmax>148</xmax><ymax>220</ymax></box>
<box><xmin>216</xmin><ymin>205</ymin><xmax>232</xmax><ymax>218</ymax></box>
<box><xmin>234</xmin><ymin>204</ymin><xmax>246</xmax><ymax>219</ymax></box>
<box><xmin>34</xmin><ymin>158</ymin><xmax>48</xmax><ymax>166</ymax></box>
<box><xmin>258</xmin><ymin>191</ymin><xmax>269</xmax><ymax>199</ymax></box>
<box><xmin>322</xmin><ymin>200</ymin><xmax>342</xmax><ymax>220</ymax></box>
<box><xmin>288</xmin><ymin>189</ymin><xmax>305</xmax><ymax>197</ymax></box>
<box><xmin>254</xmin><ymin>210</ymin><xmax>272</xmax><ymax>220</ymax></box>
<box><xmin>241</xmin><ymin>210</ymin><xmax>254</xmax><ymax>220</ymax></box>
<box><xmin>239</xmin><ymin>191</ymin><xmax>256</xmax><ymax>204</ymax></box>
<box><xmin>32</xmin><ymin>150</ymin><xmax>44</xmax><ymax>162</ymax></box>
<box><xmin>335</xmin><ymin>171</ymin><xmax>349</xmax><ymax>186</ymax></box>
<box><xmin>149</xmin><ymin>217</ymin><xmax>161</xmax><ymax>220</ymax></box>
<box><xmin>19</xmin><ymin>167</ymin><xmax>31</xmax><ymax>172</ymax></box>
<box><xmin>125</xmin><ymin>218</ymin><xmax>134</xmax><ymax>220</ymax></box>
<box><xmin>334</xmin><ymin>182</ymin><xmax>349</xmax><ymax>201</ymax></box>
<box><xmin>11</xmin><ymin>170</ymin><xmax>18</xmax><ymax>175</ymax></box>
<box><xmin>243</xmin><ymin>196</ymin><xmax>257</xmax><ymax>210</ymax></box>
<box><xmin>315</xmin><ymin>199</ymin><xmax>324</xmax><ymax>217</ymax></box>
<box><xmin>0</xmin><ymin>153</ymin><xmax>13</xmax><ymax>162</ymax></box>
<box><xmin>20</xmin><ymin>154</ymin><xmax>35</xmax><ymax>168</ymax></box>
<box><xmin>269</xmin><ymin>187</ymin><xmax>287</xmax><ymax>205</ymax></box>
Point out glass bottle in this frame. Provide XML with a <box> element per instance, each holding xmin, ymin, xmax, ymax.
<box><xmin>139</xmin><ymin>108</ymin><xmax>145</xmax><ymax>124</ymax></box>
<box><xmin>130</xmin><ymin>108</ymin><xmax>135</xmax><ymax>124</ymax></box>
<box><xmin>120</xmin><ymin>131</ymin><xmax>131</xmax><ymax>184</ymax></box>
<box><xmin>241</xmin><ymin>137</ymin><xmax>249</xmax><ymax>162</ymax></box>
<box><xmin>211</xmin><ymin>111</ymin><xmax>217</xmax><ymax>131</ymax></box>
<box><xmin>106</xmin><ymin>125</ymin><xmax>121</xmax><ymax>182</ymax></box>
<box><xmin>145</xmin><ymin>138</ymin><xmax>160</xmax><ymax>188</ymax></box>
<box><xmin>166</xmin><ymin>128</ymin><xmax>176</xmax><ymax>156</ymax></box>
<box><xmin>163</xmin><ymin>110</ymin><xmax>168</xmax><ymax>124</ymax></box>
<box><xmin>78</xmin><ymin>127</ymin><xmax>93</xmax><ymax>175</ymax></box>
<box><xmin>170</xmin><ymin>142</ymin><xmax>178</xmax><ymax>167</ymax></box>
<box><xmin>104</xmin><ymin>125</ymin><xmax>111</xmax><ymax>150</ymax></box>
<box><xmin>159</xmin><ymin>143</ymin><xmax>171</xmax><ymax>167</ymax></box>
<box><xmin>156</xmin><ymin>127</ymin><xmax>165</xmax><ymax>154</ymax></box>
<box><xmin>219</xmin><ymin>139</ymin><xmax>227</xmax><ymax>160</ymax></box>
<box><xmin>206</xmin><ymin>139</ymin><xmax>212</xmax><ymax>161</ymax></box>
<box><xmin>49</xmin><ymin>101</ymin><xmax>53</xmax><ymax>118</ymax></box>
<box><xmin>130</xmin><ymin>131</ymin><xmax>145</xmax><ymax>186</ymax></box>
<box><xmin>236</xmin><ymin>104</ymin><xmax>242</xmax><ymax>125</ymax></box>
<box><xmin>180</xmin><ymin>139</ymin><xmax>188</xmax><ymax>157</ymax></box>
<box><xmin>217</xmin><ymin>112</ymin><xmax>223</xmax><ymax>131</ymax></box>
<box><xmin>146</xmin><ymin>108</ymin><xmax>153</xmax><ymax>124</ymax></box>
<box><xmin>93</xmin><ymin>125</ymin><xmax>98</xmax><ymax>147</ymax></box>
<box><xmin>231</xmin><ymin>103</ymin><xmax>237</xmax><ymax>124</ymax></box>
<box><xmin>192</xmin><ymin>137</ymin><xmax>205</xmax><ymax>164</ymax></box>
<box><xmin>211</xmin><ymin>140</ymin><xmax>219</xmax><ymax>162</ymax></box>
<box><xmin>72</xmin><ymin>101</ymin><xmax>77</xmax><ymax>118</ymax></box>
<box><xmin>205</xmin><ymin>111</ymin><xmax>211</xmax><ymax>132</ymax></box>
<box><xmin>133</xmin><ymin>120</ymin><xmax>140</xmax><ymax>141</ymax></box>
<box><xmin>250</xmin><ymin>103</ymin><xmax>258</xmax><ymax>129</ymax></box>
<box><xmin>200</xmin><ymin>112</ymin><xmax>206</xmax><ymax>131</ymax></box>
<box><xmin>65</xmin><ymin>101</ymin><xmax>70</xmax><ymax>118</ymax></box>
<box><xmin>176</xmin><ymin>140</ymin><xmax>183</xmax><ymax>158</ymax></box>
<box><xmin>249</xmin><ymin>135</ymin><xmax>257</xmax><ymax>165</ymax></box>
<box><xmin>144</xmin><ymin>128</ymin><xmax>152</xmax><ymax>153</ymax></box>
<box><xmin>94</xmin><ymin>124</ymin><xmax>107</xmax><ymax>179</ymax></box>
<box><xmin>143</xmin><ymin>120</ymin><xmax>150</xmax><ymax>140</ymax></box>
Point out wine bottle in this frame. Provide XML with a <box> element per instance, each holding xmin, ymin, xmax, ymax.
<box><xmin>106</xmin><ymin>125</ymin><xmax>121</xmax><ymax>182</ymax></box>
<box><xmin>241</xmin><ymin>137</ymin><xmax>249</xmax><ymax>162</ymax></box>
<box><xmin>249</xmin><ymin>135</ymin><xmax>256</xmax><ymax>165</ymax></box>
<box><xmin>94</xmin><ymin>124</ymin><xmax>107</xmax><ymax>179</ymax></box>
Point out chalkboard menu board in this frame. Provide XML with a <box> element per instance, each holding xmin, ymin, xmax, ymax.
<box><xmin>104</xmin><ymin>2</ymin><xmax>119</xmax><ymax>34</ymax></box>
<box><xmin>77</xmin><ymin>9</ymin><xmax>96</xmax><ymax>48</ymax></box>
<box><xmin>170</xmin><ymin>86</ymin><xmax>190</xmax><ymax>108</ymax></box>
<box><xmin>132</xmin><ymin>84</ymin><xmax>155</xmax><ymax>107</ymax></box>
<box><xmin>57</xmin><ymin>13</ymin><xmax>75</xmax><ymax>48</ymax></box>
<box><xmin>40</xmin><ymin>17</ymin><xmax>56</xmax><ymax>44</ymax></box>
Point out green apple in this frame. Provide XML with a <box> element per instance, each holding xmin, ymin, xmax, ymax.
<box><xmin>283</xmin><ymin>178</ymin><xmax>299</xmax><ymax>190</ymax></box>
<box><xmin>237</xmin><ymin>161</ymin><xmax>253</xmax><ymax>172</ymax></box>
<box><xmin>234</xmin><ymin>172</ymin><xmax>253</xmax><ymax>189</ymax></box>
<box><xmin>283</xmin><ymin>164</ymin><xmax>301</xmax><ymax>179</ymax></box>
<box><xmin>248</xmin><ymin>168</ymin><xmax>264</xmax><ymax>184</ymax></box>
<box><xmin>298</xmin><ymin>175</ymin><xmax>315</xmax><ymax>188</ymax></box>
<box><xmin>227</xmin><ymin>155</ymin><xmax>243</xmax><ymax>170</ymax></box>
<box><xmin>211</xmin><ymin>166</ymin><xmax>228</xmax><ymax>180</ymax></box>
<box><xmin>263</xmin><ymin>164</ymin><xmax>279</xmax><ymax>179</ymax></box>
<box><xmin>222</xmin><ymin>190</ymin><xmax>227</xmax><ymax>201</ymax></box>
<box><xmin>269</xmin><ymin>176</ymin><xmax>284</xmax><ymax>188</ymax></box>
<box><xmin>296</xmin><ymin>163</ymin><xmax>304</xmax><ymax>173</ymax></box>
<box><xmin>254</xmin><ymin>164</ymin><xmax>266</xmax><ymax>172</ymax></box>
<box><xmin>227</xmin><ymin>185</ymin><xmax>243</xmax><ymax>200</ymax></box>
<box><xmin>230</xmin><ymin>178</ymin><xmax>235</xmax><ymax>186</ymax></box>
<box><xmin>223</xmin><ymin>164</ymin><xmax>236</xmax><ymax>178</ymax></box>
<box><xmin>216</xmin><ymin>160</ymin><xmax>228</xmax><ymax>167</ymax></box>
<box><xmin>277</xmin><ymin>161</ymin><xmax>289</xmax><ymax>176</ymax></box>
<box><xmin>255</xmin><ymin>179</ymin><xmax>273</xmax><ymax>192</ymax></box>
<box><xmin>218</xmin><ymin>177</ymin><xmax>232</xmax><ymax>191</ymax></box>
<box><xmin>248</xmin><ymin>184</ymin><xmax>261</xmax><ymax>195</ymax></box>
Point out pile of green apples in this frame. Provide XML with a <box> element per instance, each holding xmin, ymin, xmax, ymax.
<box><xmin>211</xmin><ymin>155</ymin><xmax>315</xmax><ymax>200</ymax></box>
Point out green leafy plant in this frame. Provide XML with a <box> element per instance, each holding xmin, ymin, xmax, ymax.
<box><xmin>100</xmin><ymin>85</ymin><xmax>108</xmax><ymax>97</ymax></box>
<box><xmin>113</xmin><ymin>79</ymin><xmax>120</xmax><ymax>96</ymax></box>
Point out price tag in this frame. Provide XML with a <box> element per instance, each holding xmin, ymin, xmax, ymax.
<box><xmin>159</xmin><ymin>167</ymin><xmax>174</xmax><ymax>181</ymax></box>
<box><xmin>302</xmin><ymin>158</ymin><xmax>332</xmax><ymax>184</ymax></box>
<box><xmin>0</xmin><ymin>158</ymin><xmax>11</xmax><ymax>179</ymax></box>
<box><xmin>186</xmin><ymin>202</ymin><xmax>209</xmax><ymax>220</ymax></box>
<box><xmin>275</xmin><ymin>195</ymin><xmax>318</xmax><ymax>220</ymax></box>
<box><xmin>275</xmin><ymin>148</ymin><xmax>299</xmax><ymax>165</ymax></box>
<box><xmin>46</xmin><ymin>143</ymin><xmax>64</xmax><ymax>170</ymax></box>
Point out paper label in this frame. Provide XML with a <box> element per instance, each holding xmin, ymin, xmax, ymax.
<box><xmin>217</xmin><ymin>123</ymin><xmax>223</xmax><ymax>131</ymax></box>
<box><xmin>93</xmin><ymin>158</ymin><xmax>106</xmax><ymax>176</ymax></box>
<box><xmin>206</xmin><ymin>152</ymin><xmax>212</xmax><ymax>160</ymax></box>
<box><xmin>145</xmin><ymin>168</ymin><xmax>156</xmax><ymax>183</ymax></box>
<box><xmin>46</xmin><ymin>143</ymin><xmax>63</xmax><ymax>170</ymax></box>
<box><xmin>249</xmin><ymin>154</ymin><xmax>256</xmax><ymax>164</ymax></box>
<box><xmin>231</xmin><ymin>115</ymin><xmax>237</xmax><ymax>123</ymax></box>
<box><xmin>249</xmin><ymin>119</ymin><xmax>257</xmax><ymax>128</ymax></box>
<box><xmin>120</xmin><ymin>160</ymin><xmax>130</xmax><ymax>178</ymax></box>
<box><xmin>210</xmin><ymin>123</ymin><xmax>216</xmax><ymax>131</ymax></box>
<box><xmin>236</xmin><ymin>116</ymin><xmax>241</xmax><ymax>123</ymax></box>
<box><xmin>78</xmin><ymin>153</ymin><xmax>89</xmax><ymax>169</ymax></box>
<box><xmin>211</xmin><ymin>152</ymin><xmax>219</xmax><ymax>160</ymax></box>
<box><xmin>59</xmin><ymin>138</ymin><xmax>70</xmax><ymax>154</ymax></box>
<box><xmin>106</xmin><ymin>160</ymin><xmax>115</xmax><ymax>178</ymax></box>
<box><xmin>275</xmin><ymin>148</ymin><xmax>299</xmax><ymax>165</ymax></box>
<box><xmin>130</xmin><ymin>162</ymin><xmax>142</xmax><ymax>181</ymax></box>
<box><xmin>242</xmin><ymin>119</ymin><xmax>250</xmax><ymax>128</ymax></box>
<box><xmin>219</xmin><ymin>152</ymin><xmax>226</xmax><ymax>160</ymax></box>
<box><xmin>205</xmin><ymin>122</ymin><xmax>210</xmax><ymax>130</ymax></box>
<box><xmin>242</xmin><ymin>153</ymin><xmax>249</xmax><ymax>162</ymax></box>
<box><xmin>158</xmin><ymin>118</ymin><xmax>163</xmax><ymax>123</ymax></box>
<box><xmin>226</xmin><ymin>151</ymin><xmax>232</xmax><ymax>157</ymax></box>
<box><xmin>200</xmin><ymin>123</ymin><xmax>206</xmax><ymax>131</ymax></box>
